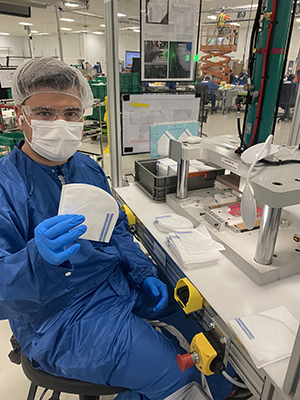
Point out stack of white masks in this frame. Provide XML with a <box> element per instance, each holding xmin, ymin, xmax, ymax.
<box><xmin>156</xmin><ymin>158</ymin><xmax>215</xmax><ymax>177</ymax></box>
<box><xmin>229</xmin><ymin>305</ymin><xmax>299</xmax><ymax>369</ymax></box>
<box><xmin>167</xmin><ymin>224</ymin><xmax>225</xmax><ymax>270</ymax></box>
<box><xmin>154</xmin><ymin>214</ymin><xmax>193</xmax><ymax>233</ymax></box>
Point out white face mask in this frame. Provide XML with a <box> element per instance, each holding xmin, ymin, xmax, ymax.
<box><xmin>24</xmin><ymin>118</ymin><xmax>84</xmax><ymax>162</ymax></box>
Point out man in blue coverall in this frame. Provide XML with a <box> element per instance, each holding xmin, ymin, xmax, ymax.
<box><xmin>0</xmin><ymin>58</ymin><xmax>240</xmax><ymax>400</ymax></box>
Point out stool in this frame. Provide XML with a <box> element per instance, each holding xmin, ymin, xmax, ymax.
<box><xmin>9</xmin><ymin>336</ymin><xmax>127</xmax><ymax>400</ymax></box>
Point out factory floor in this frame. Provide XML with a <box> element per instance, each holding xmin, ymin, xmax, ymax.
<box><xmin>0</xmin><ymin>110</ymin><xmax>293</xmax><ymax>399</ymax></box>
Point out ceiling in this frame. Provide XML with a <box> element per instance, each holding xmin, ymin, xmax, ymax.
<box><xmin>0</xmin><ymin>0</ymin><xmax>261</xmax><ymax>37</ymax></box>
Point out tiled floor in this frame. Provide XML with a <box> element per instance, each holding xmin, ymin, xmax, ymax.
<box><xmin>0</xmin><ymin>109</ymin><xmax>292</xmax><ymax>399</ymax></box>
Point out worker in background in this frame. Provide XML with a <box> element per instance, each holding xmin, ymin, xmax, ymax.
<box><xmin>84</xmin><ymin>73</ymin><xmax>93</xmax><ymax>81</ymax></box>
<box><xmin>200</xmin><ymin>74</ymin><xmax>220</xmax><ymax>113</ymax></box>
<box><xmin>217</xmin><ymin>6</ymin><xmax>231</xmax><ymax>45</ymax></box>
<box><xmin>0</xmin><ymin>57</ymin><xmax>241</xmax><ymax>400</ymax></box>
<box><xmin>232</xmin><ymin>71</ymin><xmax>248</xmax><ymax>86</ymax></box>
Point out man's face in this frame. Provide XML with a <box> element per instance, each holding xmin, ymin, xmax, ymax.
<box><xmin>15</xmin><ymin>91</ymin><xmax>83</xmax><ymax>143</ymax></box>
<box><xmin>14</xmin><ymin>91</ymin><xmax>83</xmax><ymax>166</ymax></box>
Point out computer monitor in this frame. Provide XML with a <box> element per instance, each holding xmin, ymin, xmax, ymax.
<box><xmin>125</xmin><ymin>51</ymin><xmax>140</xmax><ymax>69</ymax></box>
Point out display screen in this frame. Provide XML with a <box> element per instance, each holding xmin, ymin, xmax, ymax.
<box><xmin>0</xmin><ymin>3</ymin><xmax>31</xmax><ymax>18</ymax></box>
<box><xmin>125</xmin><ymin>51</ymin><xmax>140</xmax><ymax>69</ymax></box>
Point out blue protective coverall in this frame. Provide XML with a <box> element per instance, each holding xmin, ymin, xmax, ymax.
<box><xmin>0</xmin><ymin>143</ymin><xmax>234</xmax><ymax>400</ymax></box>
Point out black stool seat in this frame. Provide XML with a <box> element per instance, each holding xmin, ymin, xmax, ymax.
<box><xmin>21</xmin><ymin>353</ymin><xmax>127</xmax><ymax>399</ymax></box>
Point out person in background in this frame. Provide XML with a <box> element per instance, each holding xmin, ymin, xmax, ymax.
<box><xmin>0</xmin><ymin>57</ymin><xmax>245</xmax><ymax>400</ymax></box>
<box><xmin>200</xmin><ymin>74</ymin><xmax>220</xmax><ymax>113</ymax></box>
<box><xmin>84</xmin><ymin>73</ymin><xmax>93</xmax><ymax>81</ymax></box>
<box><xmin>93</xmin><ymin>61</ymin><xmax>102</xmax><ymax>75</ymax></box>
<box><xmin>217</xmin><ymin>6</ymin><xmax>231</xmax><ymax>45</ymax></box>
<box><xmin>232</xmin><ymin>71</ymin><xmax>248</xmax><ymax>86</ymax></box>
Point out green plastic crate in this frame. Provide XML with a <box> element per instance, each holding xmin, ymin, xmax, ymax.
<box><xmin>131</xmin><ymin>73</ymin><xmax>140</xmax><ymax>86</ymax></box>
<box><xmin>0</xmin><ymin>136</ymin><xmax>15</xmax><ymax>151</ymax></box>
<box><xmin>90</xmin><ymin>83</ymin><xmax>107</xmax><ymax>101</ymax></box>
<box><xmin>95</xmin><ymin>76</ymin><xmax>107</xmax><ymax>83</ymax></box>
<box><xmin>1</xmin><ymin>131</ymin><xmax>24</xmax><ymax>144</ymax></box>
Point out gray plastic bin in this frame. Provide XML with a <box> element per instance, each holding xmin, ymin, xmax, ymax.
<box><xmin>135</xmin><ymin>158</ymin><xmax>224</xmax><ymax>202</ymax></box>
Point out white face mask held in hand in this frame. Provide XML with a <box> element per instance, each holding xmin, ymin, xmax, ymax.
<box><xmin>25</xmin><ymin>118</ymin><xmax>84</xmax><ymax>162</ymax></box>
<box><xmin>58</xmin><ymin>183</ymin><xmax>119</xmax><ymax>242</ymax></box>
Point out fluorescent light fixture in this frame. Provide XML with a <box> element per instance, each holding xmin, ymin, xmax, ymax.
<box><xmin>61</xmin><ymin>27</ymin><xmax>72</xmax><ymax>31</ymax></box>
<box><xmin>31</xmin><ymin>30</ymin><xmax>38</xmax><ymax>33</ymax></box>
<box><xmin>133</xmin><ymin>29</ymin><xmax>140</xmax><ymax>32</ymax></box>
<box><xmin>296</xmin><ymin>18</ymin><xmax>300</xmax><ymax>22</ymax></box>
<box><xmin>100</xmin><ymin>24</ymin><xmax>105</xmax><ymax>27</ymax></box>
<box><xmin>207</xmin><ymin>15</ymin><xmax>217</xmax><ymax>19</ymax></box>
<box><xmin>0</xmin><ymin>32</ymin><xmax>9</xmax><ymax>35</ymax></box>
<box><xmin>60</xmin><ymin>18</ymin><xmax>74</xmax><ymax>22</ymax></box>
<box><xmin>19</xmin><ymin>22</ymin><xmax>33</xmax><ymax>26</ymax></box>
<box><xmin>93</xmin><ymin>31</ymin><xmax>103</xmax><ymax>35</ymax></box>
<box><xmin>64</xmin><ymin>2</ymin><xmax>79</xmax><ymax>7</ymax></box>
<box><xmin>117</xmin><ymin>13</ymin><xmax>126</xmax><ymax>17</ymax></box>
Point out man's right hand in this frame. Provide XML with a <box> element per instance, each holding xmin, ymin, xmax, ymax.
<box><xmin>34</xmin><ymin>214</ymin><xmax>87</xmax><ymax>265</ymax></box>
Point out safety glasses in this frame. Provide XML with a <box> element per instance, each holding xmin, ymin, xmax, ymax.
<box><xmin>21</xmin><ymin>105</ymin><xmax>84</xmax><ymax>122</ymax></box>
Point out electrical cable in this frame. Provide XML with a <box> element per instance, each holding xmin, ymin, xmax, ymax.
<box><xmin>222</xmin><ymin>371</ymin><xmax>248</xmax><ymax>389</ymax></box>
<box><xmin>239</xmin><ymin>0</ymin><xmax>263</xmax><ymax>150</ymax></box>
<box><xmin>260</xmin><ymin>158</ymin><xmax>300</xmax><ymax>165</ymax></box>
<box><xmin>247</xmin><ymin>0</ymin><xmax>277</xmax><ymax>148</ymax></box>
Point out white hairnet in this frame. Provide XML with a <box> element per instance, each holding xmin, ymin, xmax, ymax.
<box><xmin>12</xmin><ymin>57</ymin><xmax>94</xmax><ymax>109</ymax></box>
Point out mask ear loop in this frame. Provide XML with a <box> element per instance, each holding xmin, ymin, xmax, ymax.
<box><xmin>20</xmin><ymin>109</ymin><xmax>34</xmax><ymax>147</ymax></box>
<box><xmin>21</xmin><ymin>110</ymin><xmax>33</xmax><ymax>128</ymax></box>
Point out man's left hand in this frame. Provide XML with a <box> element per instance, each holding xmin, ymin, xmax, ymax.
<box><xmin>142</xmin><ymin>277</ymin><xmax>168</xmax><ymax>313</ymax></box>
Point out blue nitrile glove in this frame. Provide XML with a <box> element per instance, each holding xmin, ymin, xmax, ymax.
<box><xmin>34</xmin><ymin>214</ymin><xmax>87</xmax><ymax>265</ymax></box>
<box><xmin>142</xmin><ymin>277</ymin><xmax>168</xmax><ymax>312</ymax></box>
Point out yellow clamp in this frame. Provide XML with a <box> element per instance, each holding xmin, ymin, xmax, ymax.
<box><xmin>121</xmin><ymin>204</ymin><xmax>136</xmax><ymax>226</ymax></box>
<box><xmin>174</xmin><ymin>278</ymin><xmax>203</xmax><ymax>314</ymax></box>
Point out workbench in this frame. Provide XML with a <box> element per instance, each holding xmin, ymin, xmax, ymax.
<box><xmin>113</xmin><ymin>182</ymin><xmax>300</xmax><ymax>400</ymax></box>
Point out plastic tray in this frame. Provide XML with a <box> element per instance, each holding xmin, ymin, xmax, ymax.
<box><xmin>135</xmin><ymin>158</ymin><xmax>224</xmax><ymax>201</ymax></box>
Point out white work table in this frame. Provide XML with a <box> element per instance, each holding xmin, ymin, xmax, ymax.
<box><xmin>115</xmin><ymin>182</ymin><xmax>300</xmax><ymax>400</ymax></box>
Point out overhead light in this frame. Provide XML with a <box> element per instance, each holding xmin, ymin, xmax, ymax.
<box><xmin>133</xmin><ymin>29</ymin><xmax>140</xmax><ymax>32</ymax></box>
<box><xmin>64</xmin><ymin>2</ymin><xmax>79</xmax><ymax>7</ymax></box>
<box><xmin>19</xmin><ymin>22</ymin><xmax>33</xmax><ymax>26</ymax></box>
<box><xmin>0</xmin><ymin>32</ymin><xmax>9</xmax><ymax>35</ymax></box>
<box><xmin>117</xmin><ymin>13</ymin><xmax>126</xmax><ymax>17</ymax></box>
<box><xmin>100</xmin><ymin>24</ymin><xmax>105</xmax><ymax>27</ymax></box>
<box><xmin>31</xmin><ymin>30</ymin><xmax>38</xmax><ymax>33</ymax></box>
<box><xmin>207</xmin><ymin>15</ymin><xmax>217</xmax><ymax>20</ymax></box>
<box><xmin>296</xmin><ymin>18</ymin><xmax>300</xmax><ymax>22</ymax></box>
<box><xmin>93</xmin><ymin>31</ymin><xmax>103</xmax><ymax>35</ymax></box>
<box><xmin>230</xmin><ymin>22</ymin><xmax>240</xmax><ymax>26</ymax></box>
<box><xmin>61</xmin><ymin>27</ymin><xmax>72</xmax><ymax>31</ymax></box>
<box><xmin>60</xmin><ymin>18</ymin><xmax>74</xmax><ymax>22</ymax></box>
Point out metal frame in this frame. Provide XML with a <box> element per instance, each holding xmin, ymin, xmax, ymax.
<box><xmin>104</xmin><ymin>0</ymin><xmax>122</xmax><ymax>188</ymax></box>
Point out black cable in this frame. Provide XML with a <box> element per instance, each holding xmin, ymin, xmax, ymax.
<box><xmin>271</xmin><ymin>0</ymin><xmax>298</xmax><ymax>135</ymax></box>
<box><xmin>260</xmin><ymin>158</ymin><xmax>300</xmax><ymax>165</ymax></box>
<box><xmin>240</xmin><ymin>0</ymin><xmax>263</xmax><ymax>149</ymax></box>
